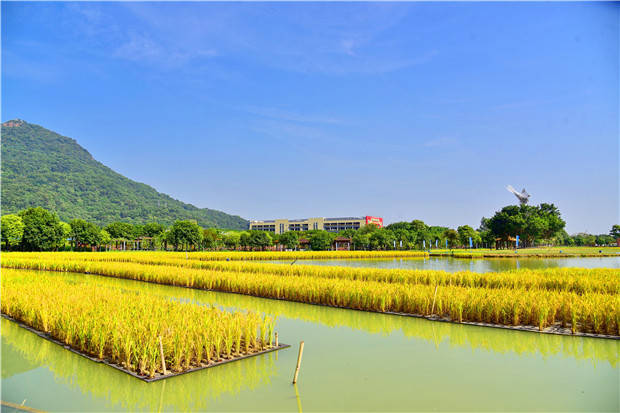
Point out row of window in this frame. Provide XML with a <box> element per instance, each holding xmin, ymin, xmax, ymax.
<box><xmin>324</xmin><ymin>223</ymin><xmax>361</xmax><ymax>229</ymax></box>
<box><xmin>251</xmin><ymin>225</ymin><xmax>276</xmax><ymax>232</ymax></box>
<box><xmin>251</xmin><ymin>222</ymin><xmax>361</xmax><ymax>232</ymax></box>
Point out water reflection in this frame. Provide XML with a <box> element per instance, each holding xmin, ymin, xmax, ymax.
<box><xmin>1</xmin><ymin>319</ymin><xmax>278</xmax><ymax>412</ymax></box>
<box><xmin>294</xmin><ymin>384</ymin><xmax>303</xmax><ymax>413</ymax></box>
<box><xmin>271</xmin><ymin>256</ymin><xmax>620</xmax><ymax>272</ymax></box>
<box><xmin>1</xmin><ymin>342</ymin><xmax>38</xmax><ymax>379</ymax></box>
<box><xmin>202</xmin><ymin>289</ymin><xmax>619</xmax><ymax>368</ymax></box>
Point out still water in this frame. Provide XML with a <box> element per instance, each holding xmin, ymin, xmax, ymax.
<box><xmin>2</xmin><ymin>270</ymin><xmax>618</xmax><ymax>412</ymax></box>
<box><xmin>274</xmin><ymin>256</ymin><xmax>620</xmax><ymax>272</ymax></box>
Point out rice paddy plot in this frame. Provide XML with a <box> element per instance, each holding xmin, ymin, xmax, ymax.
<box><xmin>5</xmin><ymin>252</ymin><xmax>619</xmax><ymax>294</ymax></box>
<box><xmin>1</xmin><ymin>270</ymin><xmax>285</xmax><ymax>381</ymax></box>
<box><xmin>2</xmin><ymin>269</ymin><xmax>617</xmax><ymax>412</ymax></box>
<box><xmin>4</xmin><ymin>254</ymin><xmax>619</xmax><ymax>337</ymax></box>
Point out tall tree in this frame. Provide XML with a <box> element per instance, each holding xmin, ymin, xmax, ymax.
<box><xmin>222</xmin><ymin>232</ymin><xmax>241</xmax><ymax>250</ymax></box>
<box><xmin>409</xmin><ymin>220</ymin><xmax>429</xmax><ymax>247</ymax></box>
<box><xmin>279</xmin><ymin>231</ymin><xmax>300</xmax><ymax>250</ymax></box>
<box><xmin>239</xmin><ymin>232</ymin><xmax>251</xmax><ymax>249</ymax></box>
<box><xmin>385</xmin><ymin>222</ymin><xmax>411</xmax><ymax>232</ymax></box>
<box><xmin>248</xmin><ymin>230</ymin><xmax>272</xmax><ymax>250</ymax></box>
<box><xmin>595</xmin><ymin>234</ymin><xmax>615</xmax><ymax>246</ymax></box>
<box><xmin>457</xmin><ymin>225</ymin><xmax>480</xmax><ymax>247</ymax></box>
<box><xmin>428</xmin><ymin>226</ymin><xmax>449</xmax><ymax>246</ymax></box>
<box><xmin>105</xmin><ymin>222</ymin><xmax>135</xmax><ymax>240</ymax></box>
<box><xmin>390</xmin><ymin>228</ymin><xmax>412</xmax><ymax>249</ymax></box>
<box><xmin>538</xmin><ymin>203</ymin><xmax>565</xmax><ymax>240</ymax></box>
<box><xmin>369</xmin><ymin>229</ymin><xmax>396</xmax><ymax>250</ymax></box>
<box><xmin>352</xmin><ymin>232</ymin><xmax>370</xmax><ymax>250</ymax></box>
<box><xmin>442</xmin><ymin>228</ymin><xmax>459</xmax><ymax>248</ymax></box>
<box><xmin>19</xmin><ymin>207</ymin><xmax>65</xmax><ymax>251</ymax></box>
<box><xmin>168</xmin><ymin>220</ymin><xmax>203</xmax><ymax>250</ymax></box>
<box><xmin>100</xmin><ymin>229</ymin><xmax>112</xmax><ymax>247</ymax></box>
<box><xmin>203</xmin><ymin>228</ymin><xmax>222</xmax><ymax>250</ymax></box>
<box><xmin>485</xmin><ymin>203</ymin><xmax>565</xmax><ymax>247</ymax></box>
<box><xmin>572</xmin><ymin>233</ymin><xmax>596</xmax><ymax>246</ymax></box>
<box><xmin>69</xmin><ymin>219</ymin><xmax>102</xmax><ymax>248</ymax></box>
<box><xmin>142</xmin><ymin>222</ymin><xmax>166</xmax><ymax>237</ymax></box>
<box><xmin>309</xmin><ymin>231</ymin><xmax>333</xmax><ymax>251</ymax></box>
<box><xmin>1</xmin><ymin>214</ymin><xmax>24</xmax><ymax>250</ymax></box>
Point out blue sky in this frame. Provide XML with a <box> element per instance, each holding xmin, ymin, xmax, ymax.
<box><xmin>2</xmin><ymin>2</ymin><xmax>618</xmax><ymax>234</ymax></box>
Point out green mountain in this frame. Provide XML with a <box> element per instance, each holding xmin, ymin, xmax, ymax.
<box><xmin>1</xmin><ymin>119</ymin><xmax>248</xmax><ymax>229</ymax></box>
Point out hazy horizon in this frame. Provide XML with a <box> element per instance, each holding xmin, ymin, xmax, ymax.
<box><xmin>2</xmin><ymin>2</ymin><xmax>618</xmax><ymax>234</ymax></box>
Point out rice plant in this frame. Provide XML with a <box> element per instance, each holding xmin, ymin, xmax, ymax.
<box><xmin>3</xmin><ymin>256</ymin><xmax>618</xmax><ymax>335</ymax></box>
<box><xmin>5</xmin><ymin>252</ymin><xmax>618</xmax><ymax>294</ymax></box>
<box><xmin>1</xmin><ymin>269</ymin><xmax>277</xmax><ymax>378</ymax></box>
<box><xmin>4</xmin><ymin>249</ymin><xmax>428</xmax><ymax>262</ymax></box>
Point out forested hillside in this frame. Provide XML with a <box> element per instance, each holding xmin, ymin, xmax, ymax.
<box><xmin>1</xmin><ymin>120</ymin><xmax>248</xmax><ymax>229</ymax></box>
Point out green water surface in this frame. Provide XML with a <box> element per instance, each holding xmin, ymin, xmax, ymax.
<box><xmin>1</xmin><ymin>269</ymin><xmax>618</xmax><ymax>412</ymax></box>
<box><xmin>274</xmin><ymin>256</ymin><xmax>620</xmax><ymax>272</ymax></box>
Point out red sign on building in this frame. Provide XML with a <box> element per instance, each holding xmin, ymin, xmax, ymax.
<box><xmin>365</xmin><ymin>216</ymin><xmax>383</xmax><ymax>228</ymax></box>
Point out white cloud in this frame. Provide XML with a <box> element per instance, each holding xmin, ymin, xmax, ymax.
<box><xmin>241</xmin><ymin>105</ymin><xmax>343</xmax><ymax>125</ymax></box>
<box><xmin>114</xmin><ymin>32</ymin><xmax>162</xmax><ymax>61</ymax></box>
<box><xmin>62</xmin><ymin>3</ymin><xmax>436</xmax><ymax>75</ymax></box>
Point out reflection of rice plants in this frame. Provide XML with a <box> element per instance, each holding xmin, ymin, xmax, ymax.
<box><xmin>1</xmin><ymin>318</ymin><xmax>277</xmax><ymax>412</ymax></box>
<box><xmin>1</xmin><ymin>271</ymin><xmax>276</xmax><ymax>378</ymax></box>
<box><xmin>4</xmin><ymin>254</ymin><xmax>618</xmax><ymax>335</ymax></box>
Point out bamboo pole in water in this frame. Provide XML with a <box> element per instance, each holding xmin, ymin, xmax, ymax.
<box><xmin>0</xmin><ymin>400</ymin><xmax>44</xmax><ymax>413</ymax></box>
<box><xmin>430</xmin><ymin>285</ymin><xmax>438</xmax><ymax>315</ymax></box>
<box><xmin>292</xmin><ymin>341</ymin><xmax>304</xmax><ymax>384</ymax></box>
<box><xmin>159</xmin><ymin>336</ymin><xmax>167</xmax><ymax>375</ymax></box>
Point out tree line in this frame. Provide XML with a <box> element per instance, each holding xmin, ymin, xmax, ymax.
<box><xmin>1</xmin><ymin>205</ymin><xmax>618</xmax><ymax>252</ymax></box>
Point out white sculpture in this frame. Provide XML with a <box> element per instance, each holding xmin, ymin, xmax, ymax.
<box><xmin>506</xmin><ymin>185</ymin><xmax>530</xmax><ymax>205</ymax></box>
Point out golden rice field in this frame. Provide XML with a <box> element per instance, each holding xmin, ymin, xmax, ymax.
<box><xmin>72</xmin><ymin>250</ymin><xmax>428</xmax><ymax>261</ymax></box>
<box><xmin>2</xmin><ymin>317</ymin><xmax>279</xmax><ymax>412</ymax></box>
<box><xmin>187</xmin><ymin>250</ymin><xmax>429</xmax><ymax>260</ymax></box>
<box><xmin>1</xmin><ymin>269</ymin><xmax>276</xmax><ymax>378</ymax></box>
<box><xmin>42</xmin><ymin>268</ymin><xmax>616</xmax><ymax>367</ymax></box>
<box><xmin>3</xmin><ymin>253</ymin><xmax>619</xmax><ymax>336</ymax></box>
<box><xmin>4</xmin><ymin>252</ymin><xmax>618</xmax><ymax>294</ymax></box>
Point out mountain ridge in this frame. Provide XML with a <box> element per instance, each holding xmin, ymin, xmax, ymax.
<box><xmin>1</xmin><ymin>119</ymin><xmax>249</xmax><ymax>229</ymax></box>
